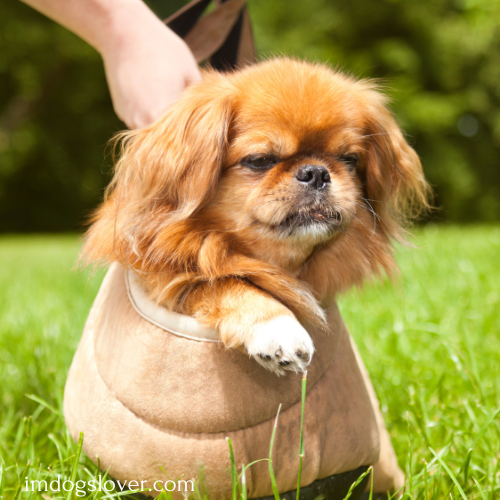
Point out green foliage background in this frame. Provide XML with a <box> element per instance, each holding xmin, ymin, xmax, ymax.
<box><xmin>1</xmin><ymin>0</ymin><xmax>500</xmax><ymax>232</ymax></box>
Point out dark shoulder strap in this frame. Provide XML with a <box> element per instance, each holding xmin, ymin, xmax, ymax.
<box><xmin>165</xmin><ymin>0</ymin><xmax>256</xmax><ymax>70</ymax></box>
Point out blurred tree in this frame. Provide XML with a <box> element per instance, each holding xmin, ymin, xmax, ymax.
<box><xmin>0</xmin><ymin>1</ymin><xmax>116</xmax><ymax>232</ymax></box>
<box><xmin>1</xmin><ymin>0</ymin><xmax>499</xmax><ymax>231</ymax></box>
<box><xmin>0</xmin><ymin>0</ymin><xmax>184</xmax><ymax>232</ymax></box>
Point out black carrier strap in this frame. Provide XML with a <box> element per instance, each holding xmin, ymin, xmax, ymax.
<box><xmin>165</xmin><ymin>0</ymin><xmax>256</xmax><ymax>70</ymax></box>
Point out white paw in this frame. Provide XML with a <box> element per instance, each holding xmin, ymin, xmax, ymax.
<box><xmin>246</xmin><ymin>316</ymin><xmax>314</xmax><ymax>375</ymax></box>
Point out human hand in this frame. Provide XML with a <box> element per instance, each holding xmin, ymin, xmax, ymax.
<box><xmin>100</xmin><ymin>3</ymin><xmax>202</xmax><ymax>129</ymax></box>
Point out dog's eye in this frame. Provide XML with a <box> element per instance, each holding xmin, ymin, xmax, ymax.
<box><xmin>340</xmin><ymin>154</ymin><xmax>359</xmax><ymax>170</ymax></box>
<box><xmin>242</xmin><ymin>155</ymin><xmax>278</xmax><ymax>170</ymax></box>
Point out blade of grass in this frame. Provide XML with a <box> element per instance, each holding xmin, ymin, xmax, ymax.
<box><xmin>423</xmin><ymin>460</ymin><xmax>429</xmax><ymax>500</ymax></box>
<box><xmin>463</xmin><ymin>327</ymin><xmax>484</xmax><ymax>400</ymax></box>
<box><xmin>434</xmin><ymin>416</ymin><xmax>500</xmax><ymax>500</ymax></box>
<box><xmin>238</xmin><ymin>458</ymin><xmax>270</xmax><ymax>483</ymax></box>
<box><xmin>296</xmin><ymin>371</ymin><xmax>307</xmax><ymax>500</ymax></box>
<box><xmin>368</xmin><ymin>464</ymin><xmax>374</xmax><ymax>500</ymax></box>
<box><xmin>406</xmin><ymin>411</ymin><xmax>414</xmax><ymax>496</ymax></box>
<box><xmin>10</xmin><ymin>416</ymin><xmax>27</xmax><ymax>464</ymax></box>
<box><xmin>444</xmin><ymin>448</ymin><xmax>472</xmax><ymax>498</ymax></box>
<box><xmin>343</xmin><ymin>466</ymin><xmax>372</xmax><ymax>500</ymax></box>
<box><xmin>24</xmin><ymin>416</ymin><xmax>35</xmax><ymax>464</ymax></box>
<box><xmin>244</xmin><ymin>459</ymin><xmax>269</xmax><ymax>469</ymax></box>
<box><xmin>463</xmin><ymin>448</ymin><xmax>472</xmax><ymax>486</ymax></box>
<box><xmin>414</xmin><ymin>388</ymin><xmax>431</xmax><ymax>448</ymax></box>
<box><xmin>226</xmin><ymin>438</ymin><xmax>238</xmax><ymax>500</ymax></box>
<box><xmin>390</xmin><ymin>458</ymin><xmax>440</xmax><ymax>497</ymax></box>
<box><xmin>66</xmin><ymin>432</ymin><xmax>83</xmax><ymax>500</ymax></box>
<box><xmin>48</xmin><ymin>433</ymin><xmax>65</xmax><ymax>468</ymax></box>
<box><xmin>192</xmin><ymin>478</ymin><xmax>204</xmax><ymax>500</ymax></box>
<box><xmin>431</xmin><ymin>470</ymin><xmax>443</xmax><ymax>500</ymax></box>
<box><xmin>25</xmin><ymin>395</ymin><xmax>62</xmax><ymax>417</ymax></box>
<box><xmin>429</xmin><ymin>448</ymin><xmax>467</xmax><ymax>500</ymax></box>
<box><xmin>488</xmin><ymin>457</ymin><xmax>499</xmax><ymax>500</ymax></box>
<box><xmin>469</xmin><ymin>407</ymin><xmax>500</xmax><ymax>452</ymax></box>
<box><xmin>241</xmin><ymin>464</ymin><xmax>248</xmax><ymax>500</ymax></box>
<box><xmin>0</xmin><ymin>463</ymin><xmax>5</xmax><ymax>498</ymax></box>
<box><xmin>442</xmin><ymin>445</ymin><xmax>474</xmax><ymax>500</ymax></box>
<box><xmin>269</xmin><ymin>404</ymin><xmax>282</xmax><ymax>500</ymax></box>
<box><xmin>12</xmin><ymin>462</ymin><xmax>30</xmax><ymax>500</ymax></box>
<box><xmin>472</xmin><ymin>477</ymin><xmax>487</xmax><ymax>500</ymax></box>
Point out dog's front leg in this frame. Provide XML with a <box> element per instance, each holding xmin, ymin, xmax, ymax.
<box><xmin>181</xmin><ymin>279</ymin><xmax>314</xmax><ymax>375</ymax></box>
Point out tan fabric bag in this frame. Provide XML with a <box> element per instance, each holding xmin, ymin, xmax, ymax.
<box><xmin>64</xmin><ymin>264</ymin><xmax>403</xmax><ymax>499</ymax></box>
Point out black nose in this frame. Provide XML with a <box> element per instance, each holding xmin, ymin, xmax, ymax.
<box><xmin>295</xmin><ymin>165</ymin><xmax>331</xmax><ymax>190</ymax></box>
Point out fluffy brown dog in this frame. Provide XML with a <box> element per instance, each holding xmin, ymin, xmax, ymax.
<box><xmin>83</xmin><ymin>58</ymin><xmax>430</xmax><ymax>375</ymax></box>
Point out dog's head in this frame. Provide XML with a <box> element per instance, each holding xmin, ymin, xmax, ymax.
<box><xmin>85</xmin><ymin>58</ymin><xmax>430</xmax><ymax>306</ymax></box>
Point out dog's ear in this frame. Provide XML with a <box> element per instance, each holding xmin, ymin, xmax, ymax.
<box><xmin>362</xmin><ymin>92</ymin><xmax>431</xmax><ymax>230</ymax></box>
<box><xmin>115</xmin><ymin>80</ymin><xmax>233</xmax><ymax>220</ymax></box>
<box><xmin>83</xmin><ymin>75</ymin><xmax>233</xmax><ymax>264</ymax></box>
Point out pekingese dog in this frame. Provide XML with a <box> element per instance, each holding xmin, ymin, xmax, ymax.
<box><xmin>83</xmin><ymin>58</ymin><xmax>430</xmax><ymax>375</ymax></box>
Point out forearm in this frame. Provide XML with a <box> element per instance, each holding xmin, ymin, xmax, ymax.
<box><xmin>19</xmin><ymin>0</ymin><xmax>171</xmax><ymax>55</ymax></box>
<box><xmin>180</xmin><ymin>277</ymin><xmax>313</xmax><ymax>375</ymax></box>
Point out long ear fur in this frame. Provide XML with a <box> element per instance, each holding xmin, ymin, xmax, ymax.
<box><xmin>82</xmin><ymin>74</ymin><xmax>233</xmax><ymax>265</ymax></box>
<box><xmin>301</xmin><ymin>86</ymin><xmax>432</xmax><ymax>302</ymax></box>
<box><xmin>363</xmin><ymin>91</ymin><xmax>431</xmax><ymax>236</ymax></box>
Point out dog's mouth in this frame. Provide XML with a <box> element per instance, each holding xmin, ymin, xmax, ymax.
<box><xmin>272</xmin><ymin>207</ymin><xmax>343</xmax><ymax>235</ymax></box>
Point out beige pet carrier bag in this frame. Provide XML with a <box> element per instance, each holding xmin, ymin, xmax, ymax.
<box><xmin>64</xmin><ymin>264</ymin><xmax>404</xmax><ymax>499</ymax></box>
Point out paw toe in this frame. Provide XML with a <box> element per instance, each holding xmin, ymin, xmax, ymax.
<box><xmin>247</xmin><ymin>316</ymin><xmax>314</xmax><ymax>375</ymax></box>
<box><xmin>295</xmin><ymin>349</ymin><xmax>311</xmax><ymax>361</ymax></box>
<box><xmin>258</xmin><ymin>353</ymin><xmax>272</xmax><ymax>361</ymax></box>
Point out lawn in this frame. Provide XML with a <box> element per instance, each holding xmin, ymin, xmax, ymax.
<box><xmin>0</xmin><ymin>226</ymin><xmax>499</xmax><ymax>499</ymax></box>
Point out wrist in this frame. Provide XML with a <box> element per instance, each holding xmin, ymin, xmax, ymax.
<box><xmin>95</xmin><ymin>0</ymin><xmax>180</xmax><ymax>57</ymax></box>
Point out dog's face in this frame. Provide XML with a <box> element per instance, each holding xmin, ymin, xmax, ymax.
<box><xmin>86</xmin><ymin>59</ymin><xmax>429</xmax><ymax>307</ymax></box>
<box><xmin>214</xmin><ymin>69</ymin><xmax>368</xmax><ymax>267</ymax></box>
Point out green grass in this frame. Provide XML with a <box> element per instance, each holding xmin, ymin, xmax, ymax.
<box><xmin>1</xmin><ymin>226</ymin><xmax>500</xmax><ymax>499</ymax></box>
